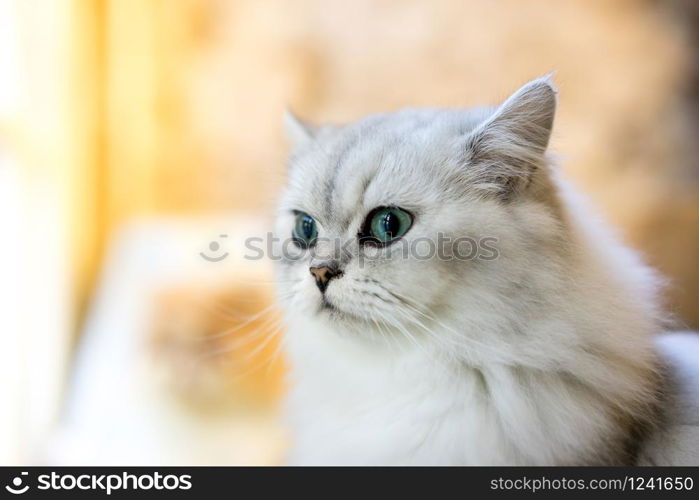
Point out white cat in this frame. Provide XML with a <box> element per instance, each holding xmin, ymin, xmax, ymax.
<box><xmin>274</xmin><ymin>76</ymin><xmax>699</xmax><ymax>465</ymax></box>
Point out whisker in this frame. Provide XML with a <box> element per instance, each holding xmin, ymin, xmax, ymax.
<box><xmin>196</xmin><ymin>287</ymin><xmax>298</xmax><ymax>340</ymax></box>
<box><xmin>387</xmin><ymin>288</ymin><xmax>512</xmax><ymax>361</ymax></box>
<box><xmin>264</xmin><ymin>334</ymin><xmax>288</xmax><ymax>375</ymax></box>
<box><xmin>225</xmin><ymin>326</ymin><xmax>287</xmax><ymax>379</ymax></box>
<box><xmin>193</xmin><ymin>319</ymin><xmax>283</xmax><ymax>364</ymax></box>
<box><xmin>238</xmin><ymin>323</ymin><xmax>285</xmax><ymax>362</ymax></box>
<box><xmin>218</xmin><ymin>315</ymin><xmax>284</xmax><ymax>350</ymax></box>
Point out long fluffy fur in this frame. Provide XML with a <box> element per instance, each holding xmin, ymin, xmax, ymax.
<box><xmin>275</xmin><ymin>77</ymin><xmax>698</xmax><ymax>465</ymax></box>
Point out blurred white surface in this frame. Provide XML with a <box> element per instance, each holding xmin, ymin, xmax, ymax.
<box><xmin>47</xmin><ymin>216</ymin><xmax>286</xmax><ymax>465</ymax></box>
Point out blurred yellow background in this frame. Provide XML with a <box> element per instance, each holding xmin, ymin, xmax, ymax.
<box><xmin>1</xmin><ymin>0</ymin><xmax>698</xmax><ymax>464</ymax></box>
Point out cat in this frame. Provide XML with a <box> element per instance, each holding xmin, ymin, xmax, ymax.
<box><xmin>274</xmin><ymin>75</ymin><xmax>699</xmax><ymax>465</ymax></box>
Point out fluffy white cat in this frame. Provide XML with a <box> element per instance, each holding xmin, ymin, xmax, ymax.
<box><xmin>274</xmin><ymin>76</ymin><xmax>699</xmax><ymax>465</ymax></box>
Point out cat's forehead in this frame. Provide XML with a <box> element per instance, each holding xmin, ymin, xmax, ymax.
<box><xmin>285</xmin><ymin>107</ymin><xmax>493</xmax><ymax>230</ymax></box>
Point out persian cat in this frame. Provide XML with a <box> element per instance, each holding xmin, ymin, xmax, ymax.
<box><xmin>274</xmin><ymin>76</ymin><xmax>699</xmax><ymax>465</ymax></box>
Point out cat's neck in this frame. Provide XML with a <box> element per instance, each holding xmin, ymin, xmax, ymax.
<box><xmin>286</xmin><ymin>316</ymin><xmax>662</xmax><ymax>464</ymax></box>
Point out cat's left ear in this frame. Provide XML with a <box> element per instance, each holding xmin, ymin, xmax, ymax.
<box><xmin>464</xmin><ymin>75</ymin><xmax>557</xmax><ymax>196</ymax></box>
<box><xmin>283</xmin><ymin>109</ymin><xmax>317</xmax><ymax>146</ymax></box>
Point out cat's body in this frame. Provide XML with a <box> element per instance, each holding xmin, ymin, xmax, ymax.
<box><xmin>275</xmin><ymin>77</ymin><xmax>699</xmax><ymax>465</ymax></box>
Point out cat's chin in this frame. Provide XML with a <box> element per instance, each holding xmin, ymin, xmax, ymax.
<box><xmin>317</xmin><ymin>296</ymin><xmax>352</xmax><ymax>321</ymax></box>
<box><xmin>316</xmin><ymin>295</ymin><xmax>371</xmax><ymax>325</ymax></box>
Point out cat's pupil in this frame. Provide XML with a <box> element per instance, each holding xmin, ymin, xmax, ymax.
<box><xmin>301</xmin><ymin>216</ymin><xmax>314</xmax><ymax>238</ymax></box>
<box><xmin>292</xmin><ymin>212</ymin><xmax>318</xmax><ymax>247</ymax></box>
<box><xmin>382</xmin><ymin>212</ymin><xmax>399</xmax><ymax>237</ymax></box>
<box><xmin>365</xmin><ymin>206</ymin><xmax>413</xmax><ymax>244</ymax></box>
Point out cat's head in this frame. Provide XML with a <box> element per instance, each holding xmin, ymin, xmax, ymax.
<box><xmin>275</xmin><ymin>76</ymin><xmax>560</xmax><ymax>341</ymax></box>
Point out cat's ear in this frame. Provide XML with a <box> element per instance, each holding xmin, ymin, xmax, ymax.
<box><xmin>283</xmin><ymin>109</ymin><xmax>317</xmax><ymax>146</ymax></box>
<box><xmin>464</xmin><ymin>75</ymin><xmax>557</xmax><ymax>196</ymax></box>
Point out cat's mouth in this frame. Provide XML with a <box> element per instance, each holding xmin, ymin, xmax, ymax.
<box><xmin>320</xmin><ymin>296</ymin><xmax>336</xmax><ymax>311</ymax></box>
<box><xmin>318</xmin><ymin>295</ymin><xmax>358</xmax><ymax>322</ymax></box>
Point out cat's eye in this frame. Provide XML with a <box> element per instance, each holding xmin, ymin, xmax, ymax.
<box><xmin>292</xmin><ymin>212</ymin><xmax>318</xmax><ymax>247</ymax></box>
<box><xmin>362</xmin><ymin>207</ymin><xmax>413</xmax><ymax>245</ymax></box>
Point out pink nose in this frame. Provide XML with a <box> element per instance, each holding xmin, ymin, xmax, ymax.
<box><xmin>309</xmin><ymin>265</ymin><xmax>342</xmax><ymax>292</ymax></box>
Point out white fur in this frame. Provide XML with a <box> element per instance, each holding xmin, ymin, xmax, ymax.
<box><xmin>638</xmin><ymin>332</ymin><xmax>699</xmax><ymax>465</ymax></box>
<box><xmin>275</xmin><ymin>77</ymin><xmax>698</xmax><ymax>465</ymax></box>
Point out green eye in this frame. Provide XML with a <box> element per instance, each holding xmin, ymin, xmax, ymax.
<box><xmin>292</xmin><ymin>212</ymin><xmax>318</xmax><ymax>247</ymax></box>
<box><xmin>365</xmin><ymin>207</ymin><xmax>413</xmax><ymax>244</ymax></box>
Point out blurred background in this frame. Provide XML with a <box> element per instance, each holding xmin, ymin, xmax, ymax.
<box><xmin>1</xmin><ymin>0</ymin><xmax>698</xmax><ymax>465</ymax></box>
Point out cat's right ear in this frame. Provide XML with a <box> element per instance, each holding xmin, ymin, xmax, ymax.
<box><xmin>283</xmin><ymin>109</ymin><xmax>316</xmax><ymax>146</ymax></box>
<box><xmin>462</xmin><ymin>75</ymin><xmax>557</xmax><ymax>198</ymax></box>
